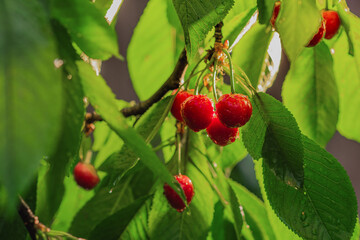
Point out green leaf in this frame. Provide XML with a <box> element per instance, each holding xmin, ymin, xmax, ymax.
<box><xmin>69</xmin><ymin>162</ymin><xmax>155</xmax><ymax>238</ymax></box>
<box><xmin>94</xmin><ymin>127</ymin><xmax>123</xmax><ymax>168</ymax></box>
<box><xmin>262</xmin><ymin>135</ymin><xmax>357</xmax><ymax>240</ymax></box>
<box><xmin>208</xmin><ymin>202</ymin><xmax>237</xmax><ymax>240</ymax></box>
<box><xmin>148</xmin><ymin>164</ymin><xmax>215</xmax><ymax>240</ymax></box>
<box><xmin>77</xmin><ymin>61</ymin><xmax>183</xmax><ymax>205</ymax></box>
<box><xmin>282</xmin><ymin>42</ymin><xmax>339</xmax><ymax>147</ymax></box>
<box><xmin>276</xmin><ymin>0</ymin><xmax>321</xmax><ymax>62</ymax></box>
<box><xmin>93</xmin><ymin>0</ymin><xmax>113</xmax><ymax>15</ymax></box>
<box><xmin>231</xmin><ymin>23</ymin><xmax>274</xmax><ymax>87</ymax></box>
<box><xmin>171</xmin><ymin>0</ymin><xmax>234</xmax><ymax>59</ymax></box>
<box><xmin>333</xmin><ymin>32</ymin><xmax>360</xmax><ymax>143</ymax></box>
<box><xmin>0</xmin><ymin>0</ymin><xmax>63</xmax><ymax>202</ymax></box>
<box><xmin>228</xmin><ymin>179</ymin><xmax>276</xmax><ymax>240</ymax></box>
<box><xmin>92</xmin><ymin>121</ymin><xmax>112</xmax><ymax>151</ymax></box>
<box><xmin>119</xmin><ymin>201</ymin><xmax>151</xmax><ymax>240</ymax></box>
<box><xmin>254</xmin><ymin>160</ymin><xmax>303</xmax><ymax>240</ymax></box>
<box><xmin>337</xmin><ymin>0</ymin><xmax>360</xmax><ymax>67</ymax></box>
<box><xmin>257</xmin><ymin>0</ymin><xmax>277</xmax><ymax>24</ymax></box>
<box><xmin>228</xmin><ymin>185</ymin><xmax>243</xmax><ymax>239</ymax></box>
<box><xmin>51</xmin><ymin>0</ymin><xmax>119</xmax><ymax>60</ymax></box>
<box><xmin>127</xmin><ymin>0</ymin><xmax>183</xmax><ymax>100</ymax></box>
<box><xmin>51</xmin><ymin>175</ymin><xmax>94</xmax><ymax>232</ymax></box>
<box><xmin>99</xmin><ymin>97</ymin><xmax>172</xmax><ymax>178</ymax></box>
<box><xmin>0</xmin><ymin>181</ymin><xmax>37</xmax><ymax>239</ymax></box>
<box><xmin>92</xmin><ymin>101</ymin><xmax>129</xmax><ymax>167</ymax></box>
<box><xmin>218</xmin><ymin>138</ymin><xmax>247</xmax><ymax>170</ymax></box>
<box><xmin>159</xmin><ymin>118</ymin><xmax>177</xmax><ymax>162</ymax></box>
<box><xmin>88</xmin><ymin>195</ymin><xmax>150</xmax><ymax>240</ymax></box>
<box><xmin>241</xmin><ymin>93</ymin><xmax>304</xmax><ymax>187</ymax></box>
<box><xmin>351</xmin><ymin>220</ymin><xmax>360</xmax><ymax>240</ymax></box>
<box><xmin>36</xmin><ymin>21</ymin><xmax>85</xmax><ymax>226</ymax></box>
<box><xmin>221</xmin><ymin>0</ymin><xmax>257</xmax><ymax>43</ymax></box>
<box><xmin>69</xmin><ymin>177</ymin><xmax>135</xmax><ymax>238</ymax></box>
<box><xmin>223</xmin><ymin>7</ymin><xmax>257</xmax><ymax>46</ymax></box>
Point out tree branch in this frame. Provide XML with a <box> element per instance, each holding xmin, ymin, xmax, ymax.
<box><xmin>85</xmin><ymin>48</ymin><xmax>188</xmax><ymax>123</ymax></box>
<box><xmin>18</xmin><ymin>197</ymin><xmax>49</xmax><ymax>240</ymax></box>
<box><xmin>214</xmin><ymin>21</ymin><xmax>224</xmax><ymax>43</ymax></box>
<box><xmin>18</xmin><ymin>196</ymin><xmax>85</xmax><ymax>240</ymax></box>
<box><xmin>121</xmin><ymin>48</ymin><xmax>188</xmax><ymax>117</ymax></box>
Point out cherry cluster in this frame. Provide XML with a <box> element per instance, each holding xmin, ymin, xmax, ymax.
<box><xmin>164</xmin><ymin>92</ymin><xmax>252</xmax><ymax>212</ymax></box>
<box><xmin>163</xmin><ymin>37</ymin><xmax>254</xmax><ymax>212</ymax></box>
<box><xmin>171</xmin><ymin>91</ymin><xmax>252</xmax><ymax>146</ymax></box>
<box><xmin>271</xmin><ymin>1</ymin><xmax>341</xmax><ymax>47</ymax></box>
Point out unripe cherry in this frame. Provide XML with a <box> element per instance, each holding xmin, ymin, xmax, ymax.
<box><xmin>181</xmin><ymin>95</ymin><xmax>214</xmax><ymax>132</ymax></box>
<box><xmin>74</xmin><ymin>162</ymin><xmax>100</xmax><ymax>190</ymax></box>
<box><xmin>216</xmin><ymin>93</ymin><xmax>252</xmax><ymax>128</ymax></box>
<box><xmin>206</xmin><ymin>116</ymin><xmax>239</xmax><ymax>146</ymax></box>
<box><xmin>163</xmin><ymin>174</ymin><xmax>194</xmax><ymax>212</ymax></box>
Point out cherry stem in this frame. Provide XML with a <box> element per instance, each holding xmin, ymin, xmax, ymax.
<box><xmin>177</xmin><ymin>133</ymin><xmax>182</xmax><ymax>175</ymax></box>
<box><xmin>152</xmin><ymin>140</ymin><xmax>175</xmax><ymax>152</ymax></box>
<box><xmin>84</xmin><ymin>151</ymin><xmax>92</xmax><ymax>164</ymax></box>
<box><xmin>222</xmin><ymin>49</ymin><xmax>236</xmax><ymax>94</ymax></box>
<box><xmin>184</xmin><ymin>55</ymin><xmax>207</xmax><ymax>90</ymax></box>
<box><xmin>223</xmin><ymin>66</ymin><xmax>253</xmax><ymax>96</ymax></box>
<box><xmin>194</xmin><ymin>60</ymin><xmax>213</xmax><ymax>95</ymax></box>
<box><xmin>212</xmin><ymin>60</ymin><xmax>219</xmax><ymax>102</ymax></box>
<box><xmin>194</xmin><ymin>69</ymin><xmax>205</xmax><ymax>95</ymax></box>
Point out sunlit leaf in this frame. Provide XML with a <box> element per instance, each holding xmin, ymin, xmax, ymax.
<box><xmin>51</xmin><ymin>0</ymin><xmax>119</xmax><ymax>60</ymax></box>
<box><xmin>282</xmin><ymin>42</ymin><xmax>338</xmax><ymax>147</ymax></box>
<box><xmin>276</xmin><ymin>0</ymin><xmax>321</xmax><ymax>62</ymax></box>
<box><xmin>172</xmin><ymin>0</ymin><xmax>234</xmax><ymax>59</ymax></box>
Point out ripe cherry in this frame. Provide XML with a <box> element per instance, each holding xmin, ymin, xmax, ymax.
<box><xmin>181</xmin><ymin>95</ymin><xmax>214</xmax><ymax>132</ymax></box>
<box><xmin>306</xmin><ymin>20</ymin><xmax>325</xmax><ymax>47</ymax></box>
<box><xmin>171</xmin><ymin>90</ymin><xmax>194</xmax><ymax>122</ymax></box>
<box><xmin>74</xmin><ymin>162</ymin><xmax>100</xmax><ymax>190</ymax></box>
<box><xmin>322</xmin><ymin>10</ymin><xmax>341</xmax><ymax>39</ymax></box>
<box><xmin>216</xmin><ymin>94</ymin><xmax>252</xmax><ymax>128</ymax></box>
<box><xmin>206</xmin><ymin>116</ymin><xmax>239</xmax><ymax>146</ymax></box>
<box><xmin>270</xmin><ymin>1</ymin><xmax>281</xmax><ymax>28</ymax></box>
<box><xmin>163</xmin><ymin>174</ymin><xmax>194</xmax><ymax>212</ymax></box>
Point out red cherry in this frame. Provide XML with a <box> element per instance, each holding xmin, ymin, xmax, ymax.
<box><xmin>322</xmin><ymin>10</ymin><xmax>341</xmax><ymax>39</ymax></box>
<box><xmin>306</xmin><ymin>20</ymin><xmax>325</xmax><ymax>47</ymax></box>
<box><xmin>74</xmin><ymin>162</ymin><xmax>100</xmax><ymax>190</ymax></box>
<box><xmin>163</xmin><ymin>174</ymin><xmax>194</xmax><ymax>212</ymax></box>
<box><xmin>270</xmin><ymin>1</ymin><xmax>281</xmax><ymax>28</ymax></box>
<box><xmin>206</xmin><ymin>116</ymin><xmax>239</xmax><ymax>146</ymax></box>
<box><xmin>181</xmin><ymin>95</ymin><xmax>214</xmax><ymax>132</ymax></box>
<box><xmin>171</xmin><ymin>90</ymin><xmax>194</xmax><ymax>122</ymax></box>
<box><xmin>216</xmin><ymin>94</ymin><xmax>252</xmax><ymax>128</ymax></box>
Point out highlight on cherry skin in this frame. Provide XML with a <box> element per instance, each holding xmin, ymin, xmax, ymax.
<box><xmin>170</xmin><ymin>89</ymin><xmax>194</xmax><ymax>122</ymax></box>
<box><xmin>216</xmin><ymin>93</ymin><xmax>252</xmax><ymax>128</ymax></box>
<box><xmin>181</xmin><ymin>94</ymin><xmax>214</xmax><ymax>132</ymax></box>
<box><xmin>206</xmin><ymin>115</ymin><xmax>239</xmax><ymax>146</ymax></box>
<box><xmin>163</xmin><ymin>174</ymin><xmax>195</xmax><ymax>212</ymax></box>
<box><xmin>74</xmin><ymin>162</ymin><xmax>100</xmax><ymax>190</ymax></box>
